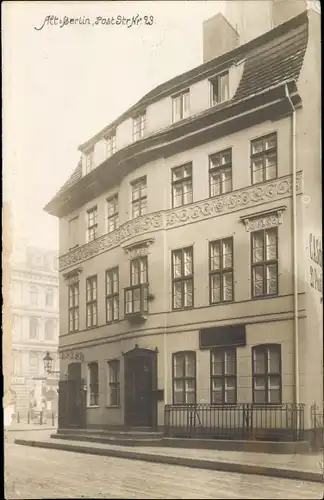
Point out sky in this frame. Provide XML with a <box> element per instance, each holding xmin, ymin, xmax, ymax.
<box><xmin>3</xmin><ymin>0</ymin><xmax>226</xmax><ymax>252</ymax></box>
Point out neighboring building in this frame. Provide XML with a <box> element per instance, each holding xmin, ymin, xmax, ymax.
<box><xmin>3</xmin><ymin>203</ymin><xmax>15</xmax><ymax>424</ymax></box>
<box><xmin>45</xmin><ymin>1</ymin><xmax>322</xmax><ymax>438</ymax></box>
<box><xmin>10</xmin><ymin>243</ymin><xmax>59</xmax><ymax>415</ymax></box>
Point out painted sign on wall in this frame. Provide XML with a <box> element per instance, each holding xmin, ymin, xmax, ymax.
<box><xmin>309</xmin><ymin>233</ymin><xmax>323</xmax><ymax>293</ymax></box>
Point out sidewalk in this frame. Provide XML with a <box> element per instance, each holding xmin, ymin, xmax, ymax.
<box><xmin>6</xmin><ymin>424</ymin><xmax>57</xmax><ymax>432</ymax></box>
<box><xmin>14</xmin><ymin>430</ymin><xmax>324</xmax><ymax>484</ymax></box>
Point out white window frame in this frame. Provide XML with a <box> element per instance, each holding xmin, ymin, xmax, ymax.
<box><xmin>210</xmin><ymin>71</ymin><xmax>230</xmax><ymax>106</ymax></box>
<box><xmin>85</xmin><ymin>147</ymin><xmax>95</xmax><ymax>174</ymax></box>
<box><xmin>105</xmin><ymin>131</ymin><xmax>116</xmax><ymax>158</ymax></box>
<box><xmin>87</xmin><ymin>362</ymin><xmax>99</xmax><ymax>407</ymax></box>
<box><xmin>172</xmin><ymin>90</ymin><xmax>190</xmax><ymax>123</ymax></box>
<box><xmin>132</xmin><ymin>112</ymin><xmax>146</xmax><ymax>141</ymax></box>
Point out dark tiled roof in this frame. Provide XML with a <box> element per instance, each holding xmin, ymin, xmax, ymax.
<box><xmin>47</xmin><ymin>12</ymin><xmax>308</xmax><ymax>210</ymax></box>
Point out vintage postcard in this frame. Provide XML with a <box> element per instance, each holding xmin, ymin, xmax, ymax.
<box><xmin>3</xmin><ymin>1</ymin><xmax>323</xmax><ymax>498</ymax></box>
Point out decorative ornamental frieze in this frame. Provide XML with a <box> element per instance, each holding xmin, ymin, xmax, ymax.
<box><xmin>166</xmin><ymin>173</ymin><xmax>302</xmax><ymax>228</ymax></box>
<box><xmin>59</xmin><ymin>172</ymin><xmax>303</xmax><ymax>271</ymax></box>
<box><xmin>59</xmin><ymin>351</ymin><xmax>84</xmax><ymax>362</ymax></box>
<box><xmin>240</xmin><ymin>206</ymin><xmax>286</xmax><ymax>232</ymax></box>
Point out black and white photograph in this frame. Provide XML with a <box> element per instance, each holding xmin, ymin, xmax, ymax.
<box><xmin>2</xmin><ymin>1</ymin><xmax>323</xmax><ymax>498</ymax></box>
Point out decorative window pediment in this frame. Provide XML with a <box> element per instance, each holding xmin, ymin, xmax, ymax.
<box><xmin>63</xmin><ymin>267</ymin><xmax>82</xmax><ymax>284</ymax></box>
<box><xmin>122</xmin><ymin>238</ymin><xmax>155</xmax><ymax>260</ymax></box>
<box><xmin>240</xmin><ymin>206</ymin><xmax>286</xmax><ymax>232</ymax></box>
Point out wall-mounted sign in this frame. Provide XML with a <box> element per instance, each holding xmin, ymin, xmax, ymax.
<box><xmin>199</xmin><ymin>324</ymin><xmax>246</xmax><ymax>349</ymax></box>
<box><xmin>309</xmin><ymin>233</ymin><xmax>323</xmax><ymax>294</ymax></box>
<box><xmin>59</xmin><ymin>351</ymin><xmax>84</xmax><ymax>362</ymax></box>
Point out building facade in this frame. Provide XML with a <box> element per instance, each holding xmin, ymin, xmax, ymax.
<box><xmin>45</xmin><ymin>2</ymin><xmax>322</xmax><ymax>436</ymax></box>
<box><xmin>10</xmin><ymin>243</ymin><xmax>60</xmax><ymax>415</ymax></box>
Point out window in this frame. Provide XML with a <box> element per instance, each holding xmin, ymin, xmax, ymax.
<box><xmin>133</xmin><ymin>111</ymin><xmax>146</xmax><ymax>141</ymax></box>
<box><xmin>131</xmin><ymin>177</ymin><xmax>147</xmax><ymax>219</ymax></box>
<box><xmin>87</xmin><ymin>362</ymin><xmax>99</xmax><ymax>406</ymax></box>
<box><xmin>251</xmin><ymin>228</ymin><xmax>278</xmax><ymax>298</ymax></box>
<box><xmin>172</xmin><ymin>163</ymin><xmax>193</xmax><ymax>208</ymax></box>
<box><xmin>105</xmin><ymin>131</ymin><xmax>116</xmax><ymax>158</ymax></box>
<box><xmin>251</xmin><ymin>133</ymin><xmax>277</xmax><ymax>184</ymax></box>
<box><xmin>172</xmin><ymin>352</ymin><xmax>196</xmax><ymax>404</ymax></box>
<box><xmin>30</xmin><ymin>286</ymin><xmax>38</xmax><ymax>306</ymax></box>
<box><xmin>172</xmin><ymin>247</ymin><xmax>193</xmax><ymax>309</ymax></box>
<box><xmin>29</xmin><ymin>317</ymin><xmax>39</xmax><ymax>339</ymax></box>
<box><xmin>210</xmin><ymin>72</ymin><xmax>229</xmax><ymax>106</ymax></box>
<box><xmin>45</xmin><ymin>319</ymin><xmax>55</xmax><ymax>341</ymax></box>
<box><xmin>172</xmin><ymin>90</ymin><xmax>190</xmax><ymax>122</ymax></box>
<box><xmin>86</xmin><ymin>276</ymin><xmax>97</xmax><ymax>328</ymax></box>
<box><xmin>108</xmin><ymin>360</ymin><xmax>120</xmax><ymax>406</ymax></box>
<box><xmin>29</xmin><ymin>352</ymin><xmax>38</xmax><ymax>372</ymax></box>
<box><xmin>131</xmin><ymin>256</ymin><xmax>148</xmax><ymax>286</ymax></box>
<box><xmin>209</xmin><ymin>238</ymin><xmax>234</xmax><ymax>304</ymax></box>
<box><xmin>209</xmin><ymin>149</ymin><xmax>232</xmax><ymax>197</ymax></box>
<box><xmin>106</xmin><ymin>267</ymin><xmax>119</xmax><ymax>323</ymax></box>
<box><xmin>87</xmin><ymin>207</ymin><xmax>98</xmax><ymax>242</ymax></box>
<box><xmin>85</xmin><ymin>147</ymin><xmax>94</xmax><ymax>174</ymax></box>
<box><xmin>69</xmin><ymin>217</ymin><xmax>79</xmax><ymax>250</ymax></box>
<box><xmin>68</xmin><ymin>282</ymin><xmax>79</xmax><ymax>332</ymax></box>
<box><xmin>125</xmin><ymin>256</ymin><xmax>148</xmax><ymax>315</ymax></box>
<box><xmin>45</xmin><ymin>288</ymin><xmax>54</xmax><ymax>307</ymax></box>
<box><xmin>211</xmin><ymin>349</ymin><xmax>237</xmax><ymax>404</ymax></box>
<box><xmin>252</xmin><ymin>344</ymin><xmax>282</xmax><ymax>404</ymax></box>
<box><xmin>107</xmin><ymin>195</ymin><xmax>119</xmax><ymax>233</ymax></box>
<box><xmin>13</xmin><ymin>351</ymin><xmax>21</xmax><ymax>376</ymax></box>
<box><xmin>12</xmin><ymin>315</ymin><xmax>20</xmax><ymax>337</ymax></box>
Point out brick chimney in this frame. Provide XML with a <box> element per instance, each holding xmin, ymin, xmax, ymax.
<box><xmin>202</xmin><ymin>13</ymin><xmax>240</xmax><ymax>63</ymax></box>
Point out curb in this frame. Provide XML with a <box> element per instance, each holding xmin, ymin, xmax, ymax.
<box><xmin>6</xmin><ymin>427</ymin><xmax>56</xmax><ymax>432</ymax></box>
<box><xmin>14</xmin><ymin>438</ymin><xmax>323</xmax><ymax>484</ymax></box>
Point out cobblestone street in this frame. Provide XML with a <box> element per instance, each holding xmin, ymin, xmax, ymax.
<box><xmin>5</xmin><ymin>439</ymin><xmax>324</xmax><ymax>499</ymax></box>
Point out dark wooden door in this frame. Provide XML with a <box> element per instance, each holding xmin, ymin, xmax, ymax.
<box><xmin>67</xmin><ymin>363</ymin><xmax>86</xmax><ymax>428</ymax></box>
<box><xmin>126</xmin><ymin>355</ymin><xmax>153</xmax><ymax>427</ymax></box>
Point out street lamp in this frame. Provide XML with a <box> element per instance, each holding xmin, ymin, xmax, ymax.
<box><xmin>43</xmin><ymin>351</ymin><xmax>60</xmax><ymax>376</ymax></box>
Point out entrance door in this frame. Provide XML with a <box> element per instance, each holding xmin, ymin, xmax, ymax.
<box><xmin>59</xmin><ymin>363</ymin><xmax>86</xmax><ymax>427</ymax></box>
<box><xmin>124</xmin><ymin>348</ymin><xmax>157</xmax><ymax>428</ymax></box>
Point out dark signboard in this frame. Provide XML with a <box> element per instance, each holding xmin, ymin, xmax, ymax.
<box><xmin>199</xmin><ymin>324</ymin><xmax>246</xmax><ymax>349</ymax></box>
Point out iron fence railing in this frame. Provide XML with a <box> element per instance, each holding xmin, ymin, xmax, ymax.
<box><xmin>311</xmin><ymin>402</ymin><xmax>324</xmax><ymax>454</ymax></box>
<box><xmin>12</xmin><ymin>410</ymin><xmax>57</xmax><ymax>426</ymax></box>
<box><xmin>164</xmin><ymin>403</ymin><xmax>305</xmax><ymax>441</ymax></box>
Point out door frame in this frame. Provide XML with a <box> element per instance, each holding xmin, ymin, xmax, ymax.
<box><xmin>123</xmin><ymin>346</ymin><xmax>158</xmax><ymax>428</ymax></box>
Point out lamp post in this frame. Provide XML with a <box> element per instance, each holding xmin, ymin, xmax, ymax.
<box><xmin>43</xmin><ymin>351</ymin><xmax>60</xmax><ymax>377</ymax></box>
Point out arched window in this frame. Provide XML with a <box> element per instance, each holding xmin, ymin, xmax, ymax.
<box><xmin>45</xmin><ymin>288</ymin><xmax>54</xmax><ymax>307</ymax></box>
<box><xmin>29</xmin><ymin>317</ymin><xmax>39</xmax><ymax>339</ymax></box>
<box><xmin>252</xmin><ymin>344</ymin><xmax>282</xmax><ymax>404</ymax></box>
<box><xmin>30</xmin><ymin>285</ymin><xmax>38</xmax><ymax>305</ymax></box>
<box><xmin>45</xmin><ymin>319</ymin><xmax>55</xmax><ymax>341</ymax></box>
<box><xmin>172</xmin><ymin>351</ymin><xmax>196</xmax><ymax>404</ymax></box>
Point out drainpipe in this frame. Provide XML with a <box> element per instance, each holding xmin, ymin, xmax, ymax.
<box><xmin>285</xmin><ymin>83</ymin><xmax>300</xmax><ymax>408</ymax></box>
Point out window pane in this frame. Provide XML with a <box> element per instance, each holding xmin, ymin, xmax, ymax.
<box><xmin>252</xmin><ymin>158</ymin><xmax>264</xmax><ymax>184</ymax></box>
<box><xmin>222</xmin><ymin>168</ymin><xmax>232</xmax><ymax>193</ymax></box>
<box><xmin>265</xmin><ymin>153</ymin><xmax>276</xmax><ymax>180</ymax></box>
<box><xmin>183</xmin><ymin>249</ymin><xmax>192</xmax><ymax>275</ymax></box>
<box><xmin>174</xmin><ymin>356</ymin><xmax>184</xmax><ymax>378</ymax></box>
<box><xmin>252</xmin><ymin>232</ymin><xmax>264</xmax><ymax>263</ymax></box>
<box><xmin>266</xmin><ymin>264</ymin><xmax>277</xmax><ymax>295</ymax></box>
<box><xmin>173</xmin><ymin>184</ymin><xmax>183</xmax><ymax>207</ymax></box>
<box><xmin>219</xmin><ymin>72</ymin><xmax>229</xmax><ymax>101</ymax></box>
<box><xmin>253</xmin><ymin>266</ymin><xmax>264</xmax><ymax>296</ymax></box>
<box><xmin>183</xmin><ymin>92</ymin><xmax>190</xmax><ymax>117</ymax></box>
<box><xmin>174</xmin><ymin>378</ymin><xmax>184</xmax><ymax>393</ymax></box>
<box><xmin>269</xmin><ymin>389</ymin><xmax>280</xmax><ymax>404</ymax></box>
<box><xmin>210</xmin><ymin>171</ymin><xmax>221</xmax><ymax>197</ymax></box>
<box><xmin>225</xmin><ymin>350</ymin><xmax>236</xmax><ymax>375</ymax></box>
<box><xmin>212</xmin><ymin>352</ymin><xmax>223</xmax><ymax>375</ymax></box>
<box><xmin>173</xmin><ymin>282</ymin><xmax>182</xmax><ymax>309</ymax></box>
<box><xmin>225</xmin><ymin>388</ymin><xmax>236</xmax><ymax>404</ymax></box>
<box><xmin>269</xmin><ymin>349</ymin><xmax>280</xmax><ymax>373</ymax></box>
<box><xmin>254</xmin><ymin>351</ymin><xmax>266</xmax><ymax>374</ymax></box>
<box><xmin>210</xmin><ymin>242</ymin><xmax>221</xmax><ymax>270</ymax></box>
<box><xmin>223</xmin><ymin>272</ymin><xmax>233</xmax><ymax>301</ymax></box>
<box><xmin>252</xmin><ymin>139</ymin><xmax>263</xmax><ymax>155</ymax></box>
<box><xmin>222</xmin><ymin>239</ymin><xmax>232</xmax><ymax>268</ymax></box>
<box><xmin>106</xmin><ymin>298</ymin><xmax>112</xmax><ymax>322</ymax></box>
<box><xmin>173</xmin><ymin>96</ymin><xmax>182</xmax><ymax>122</ymax></box>
<box><xmin>266</xmin><ymin>229</ymin><xmax>277</xmax><ymax>260</ymax></box>
<box><xmin>211</xmin><ymin>274</ymin><xmax>221</xmax><ymax>303</ymax></box>
<box><xmin>265</xmin><ymin>136</ymin><xmax>276</xmax><ymax>150</ymax></box>
<box><xmin>183</xmin><ymin>180</ymin><xmax>193</xmax><ymax>205</ymax></box>
<box><xmin>185</xmin><ymin>354</ymin><xmax>195</xmax><ymax>377</ymax></box>
<box><xmin>183</xmin><ymin>279</ymin><xmax>193</xmax><ymax>307</ymax></box>
<box><xmin>173</xmin><ymin>252</ymin><xmax>182</xmax><ymax>277</ymax></box>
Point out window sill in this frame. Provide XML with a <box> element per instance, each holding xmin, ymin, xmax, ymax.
<box><xmin>251</xmin><ymin>294</ymin><xmax>278</xmax><ymax>301</ymax></box>
<box><xmin>210</xmin><ymin>300</ymin><xmax>235</xmax><ymax>306</ymax></box>
<box><xmin>106</xmin><ymin>405</ymin><xmax>121</xmax><ymax>409</ymax></box>
<box><xmin>172</xmin><ymin>306</ymin><xmax>194</xmax><ymax>312</ymax></box>
<box><xmin>106</xmin><ymin>319</ymin><xmax>120</xmax><ymax>325</ymax></box>
<box><xmin>86</xmin><ymin>405</ymin><xmax>99</xmax><ymax>409</ymax></box>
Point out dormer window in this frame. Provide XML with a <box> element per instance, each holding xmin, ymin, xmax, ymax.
<box><xmin>105</xmin><ymin>131</ymin><xmax>116</xmax><ymax>158</ymax></box>
<box><xmin>210</xmin><ymin>71</ymin><xmax>229</xmax><ymax>106</ymax></box>
<box><xmin>133</xmin><ymin>111</ymin><xmax>146</xmax><ymax>142</ymax></box>
<box><xmin>85</xmin><ymin>147</ymin><xmax>94</xmax><ymax>174</ymax></box>
<box><xmin>172</xmin><ymin>90</ymin><xmax>190</xmax><ymax>123</ymax></box>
